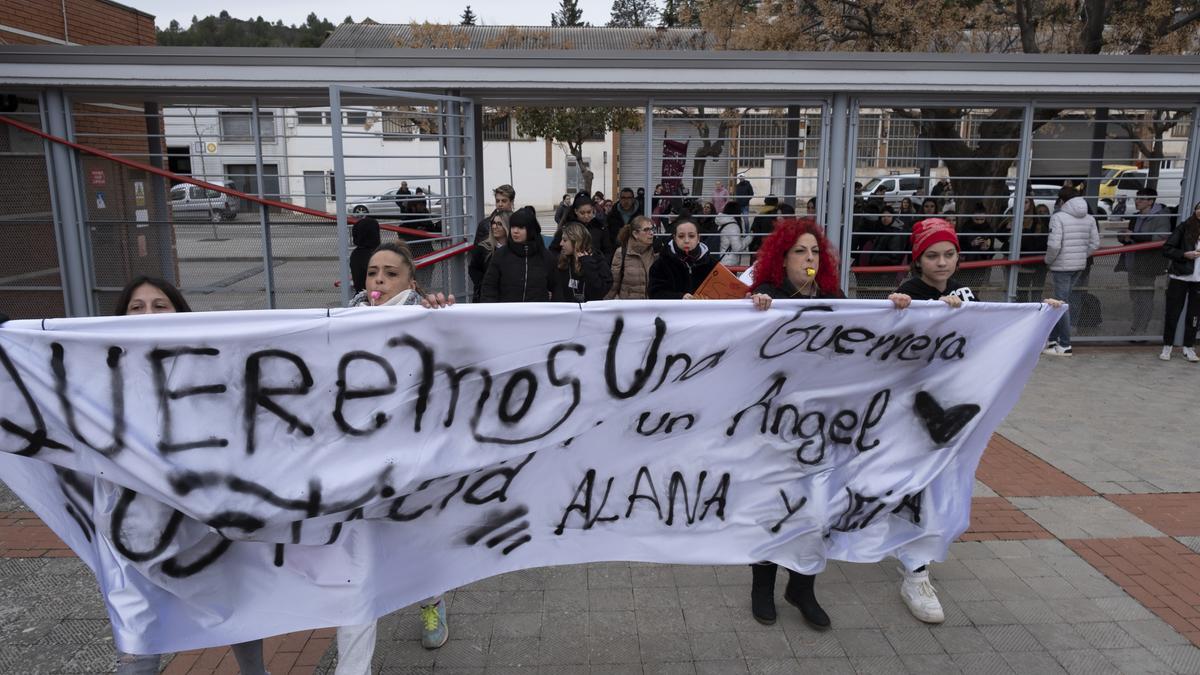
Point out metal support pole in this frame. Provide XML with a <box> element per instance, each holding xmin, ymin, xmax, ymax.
<box><xmin>1181</xmin><ymin>105</ymin><xmax>1200</xmax><ymax>219</ymax></box>
<box><xmin>330</xmin><ymin>86</ymin><xmax>352</xmax><ymax>306</ymax></box>
<box><xmin>1085</xmin><ymin>109</ymin><xmax>1109</xmax><ymax>211</ymax></box>
<box><xmin>1005</xmin><ymin>104</ymin><xmax>1036</xmax><ymax>303</ymax></box>
<box><xmin>824</xmin><ymin>94</ymin><xmax>852</xmax><ymax>293</ymax></box>
<box><xmin>41</xmin><ymin>89</ymin><xmax>93</xmax><ymax>316</ymax></box>
<box><xmin>644</xmin><ymin>99</ymin><xmax>654</xmax><ymax>218</ymax></box>
<box><xmin>783</xmin><ymin>105</ymin><xmax>801</xmax><ymax>208</ymax></box>
<box><xmin>251</xmin><ymin>97</ymin><xmax>276</xmax><ymax>309</ymax></box>
<box><xmin>470</xmin><ymin>97</ymin><xmax>485</xmax><ymax>230</ymax></box>
<box><xmin>444</xmin><ymin>99</ymin><xmax>466</xmax><ymax>298</ymax></box>
<box><xmin>816</xmin><ymin>103</ymin><xmax>832</xmax><ymax>225</ymax></box>
<box><xmin>142</xmin><ymin>101</ymin><xmax>175</xmax><ymax>285</ymax></box>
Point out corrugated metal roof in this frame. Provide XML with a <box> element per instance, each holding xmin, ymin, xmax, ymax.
<box><xmin>321</xmin><ymin>24</ymin><xmax>716</xmax><ymax>51</ymax></box>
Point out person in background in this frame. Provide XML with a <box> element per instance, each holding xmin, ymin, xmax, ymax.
<box><xmin>473</xmin><ymin>184</ymin><xmax>516</xmax><ymax>244</ymax></box>
<box><xmin>713</xmin><ymin>180</ymin><xmax>730</xmax><ymax>214</ymax></box>
<box><xmin>349</xmin><ymin>216</ymin><xmax>381</xmax><ymax>294</ymax></box>
<box><xmin>748</xmin><ymin>195</ymin><xmax>780</xmax><ymax>254</ymax></box>
<box><xmin>1043</xmin><ymin>187</ymin><xmax>1100</xmax><ymax>357</ymax></box>
<box><xmin>554</xmin><ymin>222</ymin><xmax>612</xmax><ymax>302</ymax></box>
<box><xmin>957</xmin><ymin>204</ymin><xmax>996</xmax><ymax>291</ymax></box>
<box><xmin>481</xmin><ymin>207</ymin><xmax>557</xmax><ymax>302</ymax></box>
<box><xmin>469</xmin><ymin>210</ymin><xmax>510</xmax><ymax>303</ymax></box>
<box><xmin>921</xmin><ymin>197</ymin><xmax>938</xmax><ymax>217</ymax></box>
<box><xmin>607</xmin><ymin>215</ymin><xmax>659</xmax><ymax>299</ymax></box>
<box><xmin>648</xmin><ymin>217</ymin><xmax>717</xmax><ymax>299</ymax></box>
<box><xmin>555</xmin><ymin>192</ymin><xmax>617</xmax><ymax>263</ymax></box>
<box><xmin>635</xmin><ymin>187</ymin><xmax>646</xmax><ymax>214</ymax></box>
<box><xmin>1159</xmin><ymin>201</ymin><xmax>1200</xmax><ymax>362</ymax></box>
<box><xmin>554</xmin><ymin>193</ymin><xmax>573</xmax><ymax>226</ymax></box>
<box><xmin>1014</xmin><ymin>199</ymin><xmax>1049</xmax><ymax>303</ymax></box>
<box><xmin>1118</xmin><ymin>187</ymin><xmax>1172</xmax><ymax>334</ymax></box>
<box><xmin>716</xmin><ymin>200</ymin><xmax>749</xmax><ymax>267</ymax></box>
<box><xmin>607</xmin><ymin>187</ymin><xmax>641</xmax><ymax>233</ymax></box>
<box><xmin>113</xmin><ymin>276</ymin><xmax>268</xmax><ymax>675</ymax></box>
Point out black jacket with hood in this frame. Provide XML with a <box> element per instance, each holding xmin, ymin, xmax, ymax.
<box><xmin>481</xmin><ymin>207</ymin><xmax>557</xmax><ymax>302</ymax></box>
<box><xmin>648</xmin><ymin>240</ymin><xmax>718</xmax><ymax>299</ymax></box>
<box><xmin>349</xmin><ymin>216</ymin><xmax>381</xmax><ymax>293</ymax></box>
<box><xmin>1162</xmin><ymin>209</ymin><xmax>1200</xmax><ymax>278</ymax></box>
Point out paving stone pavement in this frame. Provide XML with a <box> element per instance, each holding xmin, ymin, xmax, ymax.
<box><xmin>2</xmin><ymin>349</ymin><xmax>1200</xmax><ymax>673</ymax></box>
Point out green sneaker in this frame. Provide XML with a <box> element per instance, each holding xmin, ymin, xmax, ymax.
<box><xmin>420</xmin><ymin>599</ymin><xmax>448</xmax><ymax>649</ymax></box>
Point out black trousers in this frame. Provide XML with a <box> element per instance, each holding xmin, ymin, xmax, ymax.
<box><xmin>1163</xmin><ymin>278</ymin><xmax>1200</xmax><ymax>347</ymax></box>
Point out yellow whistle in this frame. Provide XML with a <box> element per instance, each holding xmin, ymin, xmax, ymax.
<box><xmin>806</xmin><ymin>268</ymin><xmax>816</xmax><ymax>277</ymax></box>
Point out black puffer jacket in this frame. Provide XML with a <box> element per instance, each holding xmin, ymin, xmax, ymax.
<box><xmin>1162</xmin><ymin>217</ymin><xmax>1200</xmax><ymax>277</ymax></box>
<box><xmin>481</xmin><ymin>212</ymin><xmax>556</xmax><ymax>302</ymax></box>
<box><xmin>647</xmin><ymin>241</ymin><xmax>718</xmax><ymax>299</ymax></box>
<box><xmin>349</xmin><ymin>217</ymin><xmax>381</xmax><ymax>293</ymax></box>
<box><xmin>554</xmin><ymin>254</ymin><xmax>613</xmax><ymax>302</ymax></box>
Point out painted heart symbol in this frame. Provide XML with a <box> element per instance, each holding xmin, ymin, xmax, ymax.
<box><xmin>913</xmin><ymin>391</ymin><xmax>980</xmax><ymax>445</ymax></box>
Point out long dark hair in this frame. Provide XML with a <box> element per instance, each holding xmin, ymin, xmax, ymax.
<box><xmin>114</xmin><ymin>276</ymin><xmax>191</xmax><ymax>315</ymax></box>
<box><xmin>1182</xmin><ymin>200</ymin><xmax>1200</xmax><ymax>242</ymax></box>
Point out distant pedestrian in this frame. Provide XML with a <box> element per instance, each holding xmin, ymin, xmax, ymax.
<box><xmin>1159</xmin><ymin>200</ymin><xmax>1200</xmax><ymax>362</ymax></box>
<box><xmin>1042</xmin><ymin>188</ymin><xmax>1099</xmax><ymax>357</ymax></box>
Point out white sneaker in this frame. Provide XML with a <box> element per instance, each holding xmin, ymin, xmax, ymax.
<box><xmin>1160</xmin><ymin>346</ymin><xmax>1173</xmax><ymax>361</ymax></box>
<box><xmin>1042</xmin><ymin>344</ymin><xmax>1073</xmax><ymax>357</ymax></box>
<box><xmin>899</xmin><ymin>567</ymin><xmax>944</xmax><ymax>624</ymax></box>
<box><xmin>1183</xmin><ymin>347</ymin><xmax>1200</xmax><ymax>363</ymax></box>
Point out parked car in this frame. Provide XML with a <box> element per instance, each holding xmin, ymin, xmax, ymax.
<box><xmin>346</xmin><ymin>186</ymin><xmax>443</xmax><ymax>231</ymax></box>
<box><xmin>1005</xmin><ymin>182</ymin><xmax>1111</xmax><ymax>217</ymax></box>
<box><xmin>858</xmin><ymin>174</ymin><xmax>932</xmax><ymax>204</ymax></box>
<box><xmin>1110</xmin><ymin>167</ymin><xmax>1183</xmax><ymax>213</ymax></box>
<box><xmin>1099</xmin><ymin>164</ymin><xmax>1139</xmax><ymax>201</ymax></box>
<box><xmin>169</xmin><ymin>182</ymin><xmax>239</xmax><ymax>222</ymax></box>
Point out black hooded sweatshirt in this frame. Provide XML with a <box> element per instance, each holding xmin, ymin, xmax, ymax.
<box><xmin>481</xmin><ymin>207</ymin><xmax>557</xmax><ymax>302</ymax></box>
<box><xmin>349</xmin><ymin>217</ymin><xmax>382</xmax><ymax>293</ymax></box>
<box><xmin>647</xmin><ymin>240</ymin><xmax>718</xmax><ymax>299</ymax></box>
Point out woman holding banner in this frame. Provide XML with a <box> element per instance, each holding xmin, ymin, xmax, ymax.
<box><xmin>553</xmin><ymin>222</ymin><xmax>612</xmax><ymax>302</ymax></box>
<box><xmin>342</xmin><ymin>241</ymin><xmax>455</xmax><ymax>669</ymax></box>
<box><xmin>112</xmin><ymin>276</ymin><xmax>269</xmax><ymax>675</ymax></box>
<box><xmin>740</xmin><ymin>218</ymin><xmax>844</xmax><ymax>630</ymax></box>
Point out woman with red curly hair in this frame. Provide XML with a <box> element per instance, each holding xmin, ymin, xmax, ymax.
<box><xmin>749</xmin><ymin>217</ymin><xmax>843</xmax><ymax>302</ymax></box>
<box><xmin>742</xmin><ymin>217</ymin><xmax>838</xmax><ymax>631</ymax></box>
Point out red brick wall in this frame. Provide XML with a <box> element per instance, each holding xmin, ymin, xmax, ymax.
<box><xmin>0</xmin><ymin>0</ymin><xmax>156</xmax><ymax>46</ymax></box>
<box><xmin>0</xmin><ymin>0</ymin><xmax>161</xmax><ymax>317</ymax></box>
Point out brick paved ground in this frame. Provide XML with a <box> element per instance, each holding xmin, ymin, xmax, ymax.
<box><xmin>2</xmin><ymin>349</ymin><xmax>1199</xmax><ymax>673</ymax></box>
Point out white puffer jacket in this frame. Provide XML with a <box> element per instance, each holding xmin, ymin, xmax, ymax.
<box><xmin>1045</xmin><ymin>197</ymin><xmax>1100</xmax><ymax>272</ymax></box>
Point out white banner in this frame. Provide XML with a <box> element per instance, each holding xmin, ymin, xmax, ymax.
<box><xmin>0</xmin><ymin>300</ymin><xmax>1060</xmax><ymax>653</ymax></box>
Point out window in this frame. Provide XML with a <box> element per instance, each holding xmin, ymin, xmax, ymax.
<box><xmin>738</xmin><ymin>113</ymin><xmax>788</xmax><ymax>169</ymax></box>
<box><xmin>1117</xmin><ymin>173</ymin><xmax>1147</xmax><ymax>191</ymax></box>
<box><xmin>169</xmin><ymin>186</ymin><xmax>186</xmax><ymax>201</ymax></box>
<box><xmin>899</xmin><ymin>177</ymin><xmax>922</xmax><ymax>192</ymax></box>
<box><xmin>188</xmin><ymin>186</ymin><xmax>204</xmax><ymax>199</ymax></box>
<box><xmin>887</xmin><ymin>117</ymin><xmax>919</xmax><ymax>168</ymax></box>
<box><xmin>381</xmin><ymin>109</ymin><xmax>439</xmax><ymax>141</ymax></box>
<box><xmin>856</xmin><ymin>114</ymin><xmax>881</xmax><ymax>167</ymax></box>
<box><xmin>296</xmin><ymin>110</ymin><xmax>326</xmax><ymax>125</ymax></box>
<box><xmin>219</xmin><ymin>111</ymin><xmax>275</xmax><ymax>143</ymax></box>
<box><xmin>802</xmin><ymin>114</ymin><xmax>822</xmax><ymax>169</ymax></box>
<box><xmin>483</xmin><ymin>113</ymin><xmax>511</xmax><ymax>141</ymax></box>
<box><xmin>344</xmin><ymin>111</ymin><xmax>367</xmax><ymax>127</ymax></box>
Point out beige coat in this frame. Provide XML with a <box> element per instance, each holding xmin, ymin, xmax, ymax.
<box><xmin>606</xmin><ymin>240</ymin><xmax>658</xmax><ymax>299</ymax></box>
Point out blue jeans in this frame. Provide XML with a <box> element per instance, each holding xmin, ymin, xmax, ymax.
<box><xmin>1049</xmin><ymin>270</ymin><xmax>1082</xmax><ymax>347</ymax></box>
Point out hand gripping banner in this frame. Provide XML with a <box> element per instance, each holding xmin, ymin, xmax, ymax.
<box><xmin>0</xmin><ymin>300</ymin><xmax>1061</xmax><ymax>653</ymax></box>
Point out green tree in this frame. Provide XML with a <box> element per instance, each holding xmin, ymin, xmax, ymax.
<box><xmin>460</xmin><ymin>5</ymin><xmax>478</xmax><ymax>25</ymax></box>
<box><xmin>659</xmin><ymin>0</ymin><xmax>699</xmax><ymax>27</ymax></box>
<box><xmin>156</xmin><ymin>12</ymin><xmax>338</xmax><ymax>47</ymax></box>
<box><xmin>514</xmin><ymin>107</ymin><xmax>642</xmax><ymax>195</ymax></box>
<box><xmin>608</xmin><ymin>0</ymin><xmax>660</xmax><ymax>27</ymax></box>
<box><xmin>551</xmin><ymin>0</ymin><xmax>587</xmax><ymax>27</ymax></box>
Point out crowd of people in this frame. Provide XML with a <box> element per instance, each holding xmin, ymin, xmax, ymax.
<box><xmin>16</xmin><ymin>175</ymin><xmax>1191</xmax><ymax>673</ymax></box>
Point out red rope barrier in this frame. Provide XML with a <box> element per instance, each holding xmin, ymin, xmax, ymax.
<box><xmin>0</xmin><ymin>114</ymin><xmax>439</xmax><ymax>240</ymax></box>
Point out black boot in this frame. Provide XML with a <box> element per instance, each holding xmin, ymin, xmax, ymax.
<box><xmin>784</xmin><ymin>571</ymin><xmax>830</xmax><ymax>630</ymax></box>
<box><xmin>749</xmin><ymin>563</ymin><xmax>778</xmax><ymax>625</ymax></box>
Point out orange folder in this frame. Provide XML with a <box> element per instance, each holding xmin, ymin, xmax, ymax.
<box><xmin>693</xmin><ymin>263</ymin><xmax>751</xmax><ymax>300</ymax></box>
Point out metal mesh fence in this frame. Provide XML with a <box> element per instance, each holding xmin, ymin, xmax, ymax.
<box><xmin>642</xmin><ymin>104</ymin><xmax>827</xmax><ymax>264</ymax></box>
<box><xmin>0</xmin><ymin>97</ymin><xmax>63</xmax><ymax>319</ymax></box>
<box><xmin>58</xmin><ymin>94</ymin><xmax>473</xmax><ymax>314</ymax></box>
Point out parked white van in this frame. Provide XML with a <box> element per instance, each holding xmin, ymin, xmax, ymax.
<box><xmin>1111</xmin><ymin>168</ymin><xmax>1184</xmax><ymax>211</ymax></box>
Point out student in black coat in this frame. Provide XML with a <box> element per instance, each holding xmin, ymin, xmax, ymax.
<box><xmin>647</xmin><ymin>217</ymin><xmax>717</xmax><ymax>299</ymax></box>
<box><xmin>554</xmin><ymin>222</ymin><xmax>612</xmax><ymax>302</ymax></box>
<box><xmin>349</xmin><ymin>216</ymin><xmax>381</xmax><ymax>293</ymax></box>
<box><xmin>554</xmin><ymin>192</ymin><xmax>617</xmax><ymax>263</ymax></box>
<box><xmin>480</xmin><ymin>206</ymin><xmax>556</xmax><ymax>302</ymax></box>
<box><xmin>469</xmin><ymin>210</ymin><xmax>510</xmax><ymax>303</ymax></box>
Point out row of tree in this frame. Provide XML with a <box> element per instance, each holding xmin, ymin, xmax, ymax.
<box><xmin>156</xmin><ymin>11</ymin><xmax>353</xmax><ymax>47</ymax></box>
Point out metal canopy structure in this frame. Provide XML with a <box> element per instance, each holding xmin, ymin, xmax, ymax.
<box><xmin>4</xmin><ymin>47</ymin><xmax>1200</xmax><ymax>99</ymax></box>
<box><xmin>2</xmin><ymin>45</ymin><xmax>1200</xmax><ymax>342</ymax></box>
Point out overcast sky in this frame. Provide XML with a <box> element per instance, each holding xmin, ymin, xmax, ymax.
<box><xmin>128</xmin><ymin>0</ymin><xmax>617</xmax><ymax>30</ymax></box>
